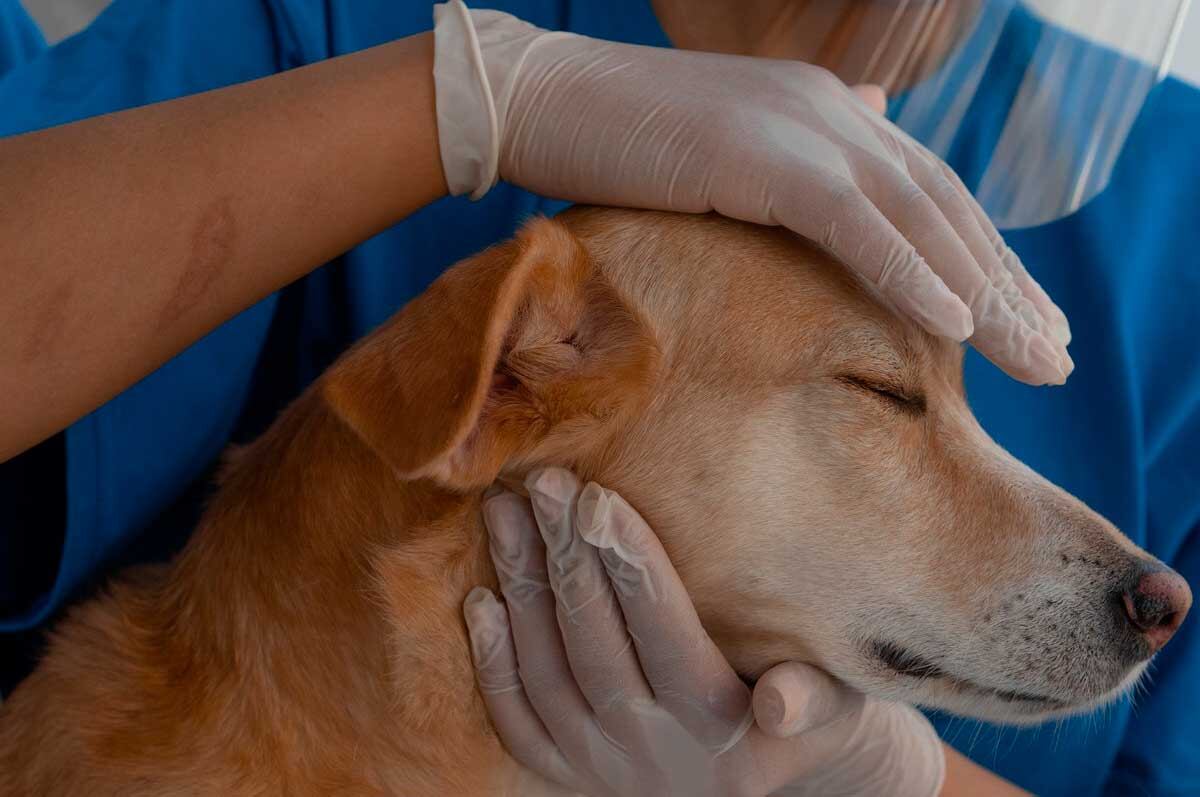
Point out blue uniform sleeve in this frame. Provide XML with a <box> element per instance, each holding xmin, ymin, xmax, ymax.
<box><xmin>0</xmin><ymin>0</ymin><xmax>45</xmax><ymax>75</ymax></box>
<box><xmin>0</xmin><ymin>0</ymin><xmax>300</xmax><ymax>138</ymax></box>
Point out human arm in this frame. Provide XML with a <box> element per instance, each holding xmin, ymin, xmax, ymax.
<box><xmin>0</xmin><ymin>31</ymin><xmax>446</xmax><ymax>462</ymax></box>
<box><xmin>2</xmin><ymin>0</ymin><xmax>1072</xmax><ymax>463</ymax></box>
<box><xmin>941</xmin><ymin>745</ymin><xmax>1029</xmax><ymax>797</ymax></box>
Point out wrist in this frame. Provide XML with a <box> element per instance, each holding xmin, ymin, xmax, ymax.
<box><xmin>385</xmin><ymin>32</ymin><xmax>450</xmax><ymax>204</ymax></box>
<box><xmin>939</xmin><ymin>744</ymin><xmax>1029</xmax><ymax>797</ymax></box>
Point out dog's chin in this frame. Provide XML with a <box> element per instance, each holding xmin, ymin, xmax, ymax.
<box><xmin>888</xmin><ymin>679</ymin><xmax>1104</xmax><ymax>726</ymax></box>
<box><xmin>847</xmin><ymin>643</ymin><xmax>1152</xmax><ymax>726</ymax></box>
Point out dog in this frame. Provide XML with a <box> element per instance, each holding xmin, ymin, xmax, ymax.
<box><xmin>0</xmin><ymin>207</ymin><xmax>1190</xmax><ymax>795</ymax></box>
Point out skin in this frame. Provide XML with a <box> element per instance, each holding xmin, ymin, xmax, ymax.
<box><xmin>944</xmin><ymin>746</ymin><xmax>1028</xmax><ymax>797</ymax></box>
<box><xmin>0</xmin><ymin>33</ymin><xmax>447</xmax><ymax>462</ymax></box>
<box><xmin>652</xmin><ymin>0</ymin><xmax>983</xmax><ymax>90</ymax></box>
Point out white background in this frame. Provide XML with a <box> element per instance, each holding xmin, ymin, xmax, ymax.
<box><xmin>18</xmin><ymin>0</ymin><xmax>1200</xmax><ymax>85</ymax></box>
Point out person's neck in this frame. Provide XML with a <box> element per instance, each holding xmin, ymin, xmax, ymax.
<box><xmin>651</xmin><ymin>0</ymin><xmax>822</xmax><ymax>59</ymax></box>
<box><xmin>649</xmin><ymin>0</ymin><xmax>980</xmax><ymax>92</ymax></box>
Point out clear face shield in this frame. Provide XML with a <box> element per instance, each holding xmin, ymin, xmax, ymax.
<box><xmin>801</xmin><ymin>0</ymin><xmax>1192</xmax><ymax>229</ymax></box>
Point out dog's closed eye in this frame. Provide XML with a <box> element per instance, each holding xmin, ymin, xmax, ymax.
<box><xmin>837</xmin><ymin>375</ymin><xmax>927</xmax><ymax>416</ymax></box>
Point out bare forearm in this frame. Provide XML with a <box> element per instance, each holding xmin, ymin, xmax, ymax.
<box><xmin>0</xmin><ymin>32</ymin><xmax>446</xmax><ymax>461</ymax></box>
<box><xmin>941</xmin><ymin>744</ymin><xmax>1030</xmax><ymax>796</ymax></box>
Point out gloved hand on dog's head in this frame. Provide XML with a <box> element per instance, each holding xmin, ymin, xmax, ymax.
<box><xmin>463</xmin><ymin>467</ymin><xmax>945</xmax><ymax>797</ymax></box>
<box><xmin>434</xmin><ymin>0</ymin><xmax>1073</xmax><ymax>388</ymax></box>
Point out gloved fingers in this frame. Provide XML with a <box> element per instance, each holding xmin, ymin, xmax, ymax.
<box><xmin>937</xmin><ymin>160</ymin><xmax>1072</xmax><ymax>347</ymax></box>
<box><xmin>998</xmin><ymin>244</ymin><xmax>1072</xmax><ymax>348</ymax></box>
<box><xmin>901</xmin><ymin>149</ymin><xmax>1068</xmax><ymax>372</ymax></box>
<box><xmin>574</xmin><ymin>482</ymin><xmax>755</xmax><ymax>754</ymax></box>
<box><xmin>778</xmin><ymin>179</ymin><xmax>973</xmax><ymax>342</ymax></box>
<box><xmin>856</xmin><ymin>163</ymin><xmax>1066</xmax><ymax>385</ymax></box>
<box><xmin>965</xmin><ymin>282</ymin><xmax>1067</xmax><ymax>384</ymax></box>
<box><xmin>463</xmin><ymin>587</ymin><xmax>587</xmax><ymax>792</ymax></box>
<box><xmin>835</xmin><ymin>95</ymin><xmax>1069</xmax><ymax>370</ymax></box>
<box><xmin>523</xmin><ymin>469</ymin><xmax>656</xmax><ymax>734</ymax></box>
<box><xmin>751</xmin><ymin>661</ymin><xmax>866</xmax><ymax>739</ymax></box>
<box><xmin>481</xmin><ymin>487</ymin><xmax>603</xmax><ymax>763</ymax></box>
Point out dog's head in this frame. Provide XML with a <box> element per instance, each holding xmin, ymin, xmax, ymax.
<box><xmin>323</xmin><ymin>207</ymin><xmax>1190</xmax><ymax>725</ymax></box>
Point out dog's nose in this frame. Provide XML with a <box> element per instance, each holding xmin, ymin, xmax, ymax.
<box><xmin>1120</xmin><ymin>568</ymin><xmax>1192</xmax><ymax>652</ymax></box>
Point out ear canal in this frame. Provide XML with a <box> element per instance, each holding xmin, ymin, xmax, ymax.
<box><xmin>320</xmin><ymin>218</ymin><xmax>593</xmax><ymax>489</ymax></box>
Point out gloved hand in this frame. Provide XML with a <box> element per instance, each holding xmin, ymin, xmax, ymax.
<box><xmin>463</xmin><ymin>467</ymin><xmax>945</xmax><ymax>797</ymax></box>
<box><xmin>433</xmin><ymin>0</ymin><xmax>1071</xmax><ymax>386</ymax></box>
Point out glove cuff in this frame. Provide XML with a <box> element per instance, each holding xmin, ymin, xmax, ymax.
<box><xmin>433</xmin><ymin>0</ymin><xmax>499</xmax><ymax>199</ymax></box>
<box><xmin>433</xmin><ymin>1</ymin><xmax>569</xmax><ymax>200</ymax></box>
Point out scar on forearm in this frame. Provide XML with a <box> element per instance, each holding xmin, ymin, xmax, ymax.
<box><xmin>157</xmin><ymin>195</ymin><xmax>237</xmax><ymax>330</ymax></box>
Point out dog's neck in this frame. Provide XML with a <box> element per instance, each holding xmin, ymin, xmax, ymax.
<box><xmin>166</xmin><ymin>389</ymin><xmax>529</xmax><ymax>793</ymax></box>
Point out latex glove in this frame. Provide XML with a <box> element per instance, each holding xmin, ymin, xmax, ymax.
<box><xmin>432</xmin><ymin>1</ymin><xmax>1072</xmax><ymax>386</ymax></box>
<box><xmin>463</xmin><ymin>467</ymin><xmax>945</xmax><ymax>797</ymax></box>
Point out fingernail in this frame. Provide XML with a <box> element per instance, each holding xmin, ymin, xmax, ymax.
<box><xmin>578</xmin><ymin>487</ymin><xmax>639</xmax><ymax>556</ymax></box>
<box><xmin>463</xmin><ymin>586</ymin><xmax>505</xmax><ymax>631</ymax></box>
<box><xmin>482</xmin><ymin>494</ymin><xmax>524</xmax><ymax>560</ymax></box>
<box><xmin>525</xmin><ymin>468</ymin><xmax>577</xmax><ymax>551</ymax></box>
<box><xmin>1051</xmin><ymin>312</ymin><xmax>1072</xmax><ymax>347</ymax></box>
<box><xmin>851</xmin><ymin>83</ymin><xmax>887</xmax><ymax>114</ymax></box>
<box><xmin>464</xmin><ymin>585</ymin><xmax>497</xmax><ymax>611</ymax></box>
<box><xmin>609</xmin><ymin>495</ymin><xmax>650</xmax><ymax>554</ymax></box>
<box><xmin>910</xmin><ymin>279</ymin><xmax>974</xmax><ymax>341</ymax></box>
<box><xmin>525</xmin><ymin>468</ymin><xmax>572</xmax><ymax>516</ymax></box>
<box><xmin>753</xmin><ymin>665</ymin><xmax>861</xmax><ymax>737</ymax></box>
<box><xmin>576</xmin><ymin>483</ymin><xmax>611</xmax><ymax>540</ymax></box>
<box><xmin>1029</xmin><ymin>335</ymin><xmax>1067</xmax><ymax>386</ymax></box>
<box><xmin>931</xmin><ymin>293</ymin><xmax>974</xmax><ymax>342</ymax></box>
<box><xmin>579</xmin><ymin>491</ymin><xmax>657</xmax><ymax>602</ymax></box>
<box><xmin>463</xmin><ymin>587</ymin><xmax>508</xmax><ymax>665</ymax></box>
<box><xmin>754</xmin><ymin>684</ymin><xmax>789</xmax><ymax>734</ymax></box>
<box><xmin>1059</xmin><ymin>346</ymin><xmax>1075</xmax><ymax>379</ymax></box>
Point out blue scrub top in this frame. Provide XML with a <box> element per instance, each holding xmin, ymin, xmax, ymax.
<box><xmin>1</xmin><ymin>2</ymin><xmax>1197</xmax><ymax>795</ymax></box>
<box><xmin>0</xmin><ymin>0</ymin><xmax>41</xmax><ymax>72</ymax></box>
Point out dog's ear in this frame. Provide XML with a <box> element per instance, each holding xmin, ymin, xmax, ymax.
<box><xmin>322</xmin><ymin>217</ymin><xmax>658</xmax><ymax>491</ymax></box>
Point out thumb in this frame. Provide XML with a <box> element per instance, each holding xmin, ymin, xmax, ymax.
<box><xmin>852</xmin><ymin>83</ymin><xmax>888</xmax><ymax>114</ymax></box>
<box><xmin>752</xmin><ymin>662</ymin><xmax>866</xmax><ymax>738</ymax></box>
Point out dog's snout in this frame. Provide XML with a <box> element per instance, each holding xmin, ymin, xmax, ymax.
<box><xmin>1119</xmin><ymin>568</ymin><xmax>1192</xmax><ymax>652</ymax></box>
